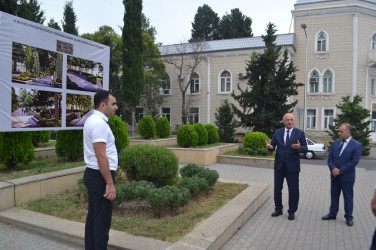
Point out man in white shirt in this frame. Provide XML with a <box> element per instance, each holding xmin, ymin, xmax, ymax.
<box><xmin>83</xmin><ymin>90</ymin><xmax>118</xmax><ymax>250</ymax></box>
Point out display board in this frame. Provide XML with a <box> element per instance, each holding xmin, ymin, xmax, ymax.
<box><xmin>0</xmin><ymin>11</ymin><xmax>110</xmax><ymax>131</ymax></box>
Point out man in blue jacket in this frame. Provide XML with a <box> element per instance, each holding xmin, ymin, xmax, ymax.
<box><xmin>266</xmin><ymin>113</ymin><xmax>308</xmax><ymax>220</ymax></box>
<box><xmin>322</xmin><ymin>123</ymin><xmax>362</xmax><ymax>226</ymax></box>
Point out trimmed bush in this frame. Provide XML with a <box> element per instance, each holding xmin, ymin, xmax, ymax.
<box><xmin>179</xmin><ymin>163</ymin><xmax>219</xmax><ymax>186</ymax></box>
<box><xmin>193</xmin><ymin>123</ymin><xmax>208</xmax><ymax>146</ymax></box>
<box><xmin>147</xmin><ymin>188</ymin><xmax>170</xmax><ymax>217</ymax></box>
<box><xmin>177</xmin><ymin>124</ymin><xmax>198</xmax><ymax>147</ymax></box>
<box><xmin>31</xmin><ymin>131</ymin><xmax>50</xmax><ymax>146</ymax></box>
<box><xmin>108</xmin><ymin>115</ymin><xmax>129</xmax><ymax>153</ymax></box>
<box><xmin>55</xmin><ymin>130</ymin><xmax>83</xmax><ymax>161</ymax></box>
<box><xmin>204</xmin><ymin>124</ymin><xmax>219</xmax><ymax>144</ymax></box>
<box><xmin>138</xmin><ymin>115</ymin><xmax>156</xmax><ymax>139</ymax></box>
<box><xmin>114</xmin><ymin>180</ymin><xmax>155</xmax><ymax>207</ymax></box>
<box><xmin>243</xmin><ymin>131</ymin><xmax>269</xmax><ymax>151</ymax></box>
<box><xmin>119</xmin><ymin>145</ymin><xmax>179</xmax><ymax>187</ymax></box>
<box><xmin>0</xmin><ymin>132</ymin><xmax>34</xmax><ymax>169</ymax></box>
<box><xmin>155</xmin><ymin>117</ymin><xmax>170</xmax><ymax>138</ymax></box>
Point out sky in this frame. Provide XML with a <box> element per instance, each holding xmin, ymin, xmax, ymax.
<box><xmin>39</xmin><ymin>0</ymin><xmax>297</xmax><ymax>45</ymax></box>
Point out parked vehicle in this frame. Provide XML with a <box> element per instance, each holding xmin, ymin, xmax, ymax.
<box><xmin>302</xmin><ymin>138</ymin><xmax>328</xmax><ymax>159</ymax></box>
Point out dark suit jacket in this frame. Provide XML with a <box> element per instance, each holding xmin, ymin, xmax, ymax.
<box><xmin>270</xmin><ymin>127</ymin><xmax>308</xmax><ymax>173</ymax></box>
<box><xmin>327</xmin><ymin>138</ymin><xmax>362</xmax><ymax>182</ymax></box>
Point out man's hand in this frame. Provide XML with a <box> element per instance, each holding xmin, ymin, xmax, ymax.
<box><xmin>331</xmin><ymin>167</ymin><xmax>340</xmax><ymax>177</ymax></box>
<box><xmin>265</xmin><ymin>140</ymin><xmax>273</xmax><ymax>150</ymax></box>
<box><xmin>291</xmin><ymin>140</ymin><xmax>301</xmax><ymax>150</ymax></box>
<box><xmin>104</xmin><ymin>183</ymin><xmax>116</xmax><ymax>201</ymax></box>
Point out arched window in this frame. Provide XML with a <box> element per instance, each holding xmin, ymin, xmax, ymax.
<box><xmin>372</xmin><ymin>33</ymin><xmax>376</xmax><ymax>50</ymax></box>
<box><xmin>189</xmin><ymin>72</ymin><xmax>200</xmax><ymax>94</ymax></box>
<box><xmin>219</xmin><ymin>70</ymin><xmax>231</xmax><ymax>93</ymax></box>
<box><xmin>323</xmin><ymin>69</ymin><xmax>333</xmax><ymax>93</ymax></box>
<box><xmin>309</xmin><ymin>70</ymin><xmax>319</xmax><ymax>93</ymax></box>
<box><xmin>316</xmin><ymin>31</ymin><xmax>328</xmax><ymax>52</ymax></box>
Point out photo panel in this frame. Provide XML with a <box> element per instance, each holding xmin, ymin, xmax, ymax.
<box><xmin>66</xmin><ymin>93</ymin><xmax>94</xmax><ymax>127</ymax></box>
<box><xmin>67</xmin><ymin>55</ymin><xmax>104</xmax><ymax>92</ymax></box>
<box><xmin>11</xmin><ymin>87</ymin><xmax>62</xmax><ymax>128</ymax></box>
<box><xmin>12</xmin><ymin>42</ymin><xmax>63</xmax><ymax>89</ymax></box>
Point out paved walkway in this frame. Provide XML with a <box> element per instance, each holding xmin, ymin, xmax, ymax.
<box><xmin>0</xmin><ymin>162</ymin><xmax>375</xmax><ymax>250</ymax></box>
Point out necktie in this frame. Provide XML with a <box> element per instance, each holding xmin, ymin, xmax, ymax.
<box><xmin>338</xmin><ymin>140</ymin><xmax>345</xmax><ymax>155</ymax></box>
<box><xmin>285</xmin><ymin>130</ymin><xmax>290</xmax><ymax>145</ymax></box>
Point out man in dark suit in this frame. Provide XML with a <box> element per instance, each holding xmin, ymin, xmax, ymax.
<box><xmin>322</xmin><ymin>123</ymin><xmax>362</xmax><ymax>226</ymax></box>
<box><xmin>266</xmin><ymin>113</ymin><xmax>308</xmax><ymax>220</ymax></box>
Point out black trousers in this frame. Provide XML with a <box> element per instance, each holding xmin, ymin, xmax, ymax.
<box><xmin>274</xmin><ymin>161</ymin><xmax>299</xmax><ymax>214</ymax></box>
<box><xmin>83</xmin><ymin>168</ymin><xmax>115</xmax><ymax>250</ymax></box>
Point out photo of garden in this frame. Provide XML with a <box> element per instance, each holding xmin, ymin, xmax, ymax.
<box><xmin>11</xmin><ymin>42</ymin><xmax>63</xmax><ymax>89</ymax></box>
<box><xmin>66</xmin><ymin>55</ymin><xmax>103</xmax><ymax>92</ymax></box>
<box><xmin>66</xmin><ymin>93</ymin><xmax>93</xmax><ymax>127</ymax></box>
<box><xmin>11</xmin><ymin>87</ymin><xmax>62</xmax><ymax>128</ymax></box>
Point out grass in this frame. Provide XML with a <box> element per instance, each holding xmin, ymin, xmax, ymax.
<box><xmin>23</xmin><ymin>182</ymin><xmax>247</xmax><ymax>242</ymax></box>
<box><xmin>224</xmin><ymin>150</ymin><xmax>275</xmax><ymax>158</ymax></box>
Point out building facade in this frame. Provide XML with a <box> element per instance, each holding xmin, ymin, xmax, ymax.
<box><xmin>156</xmin><ymin>0</ymin><xmax>376</xmax><ymax>142</ymax></box>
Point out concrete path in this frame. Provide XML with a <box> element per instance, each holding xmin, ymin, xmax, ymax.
<box><xmin>1</xmin><ymin>161</ymin><xmax>375</xmax><ymax>250</ymax></box>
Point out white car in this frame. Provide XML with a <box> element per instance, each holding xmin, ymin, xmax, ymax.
<box><xmin>302</xmin><ymin>138</ymin><xmax>328</xmax><ymax>159</ymax></box>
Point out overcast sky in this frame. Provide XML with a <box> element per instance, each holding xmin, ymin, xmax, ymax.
<box><xmin>39</xmin><ymin>0</ymin><xmax>297</xmax><ymax>45</ymax></box>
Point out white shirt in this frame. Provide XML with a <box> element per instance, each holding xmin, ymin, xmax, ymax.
<box><xmin>84</xmin><ymin>110</ymin><xmax>118</xmax><ymax>171</ymax></box>
<box><xmin>339</xmin><ymin>136</ymin><xmax>351</xmax><ymax>156</ymax></box>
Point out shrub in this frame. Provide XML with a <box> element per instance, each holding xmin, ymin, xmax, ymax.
<box><xmin>237</xmin><ymin>147</ymin><xmax>256</xmax><ymax>156</ymax></box>
<box><xmin>138</xmin><ymin>115</ymin><xmax>156</xmax><ymax>139</ymax></box>
<box><xmin>158</xmin><ymin>185</ymin><xmax>190</xmax><ymax>209</ymax></box>
<box><xmin>243</xmin><ymin>132</ymin><xmax>269</xmax><ymax>151</ymax></box>
<box><xmin>180</xmin><ymin>177</ymin><xmax>201</xmax><ymax>197</ymax></box>
<box><xmin>0</xmin><ymin>132</ymin><xmax>34</xmax><ymax>169</ymax></box>
<box><xmin>147</xmin><ymin>188</ymin><xmax>170</xmax><ymax>217</ymax></box>
<box><xmin>215</xmin><ymin>99</ymin><xmax>237</xmax><ymax>142</ymax></box>
<box><xmin>155</xmin><ymin>117</ymin><xmax>170</xmax><ymax>138</ymax></box>
<box><xmin>108</xmin><ymin>115</ymin><xmax>129</xmax><ymax>154</ymax></box>
<box><xmin>119</xmin><ymin>145</ymin><xmax>179</xmax><ymax>187</ymax></box>
<box><xmin>204</xmin><ymin>124</ymin><xmax>219</xmax><ymax>144</ymax></box>
<box><xmin>115</xmin><ymin>180</ymin><xmax>155</xmax><ymax>207</ymax></box>
<box><xmin>193</xmin><ymin>123</ymin><xmax>208</xmax><ymax>146</ymax></box>
<box><xmin>177</xmin><ymin>124</ymin><xmax>198</xmax><ymax>147</ymax></box>
<box><xmin>77</xmin><ymin>178</ymin><xmax>88</xmax><ymax>201</ymax></box>
<box><xmin>31</xmin><ymin>131</ymin><xmax>50</xmax><ymax>146</ymax></box>
<box><xmin>55</xmin><ymin>130</ymin><xmax>83</xmax><ymax>161</ymax></box>
<box><xmin>179</xmin><ymin>163</ymin><xmax>219</xmax><ymax>186</ymax></box>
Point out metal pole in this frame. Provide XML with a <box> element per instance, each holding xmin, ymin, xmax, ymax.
<box><xmin>301</xmin><ymin>24</ymin><xmax>307</xmax><ymax>132</ymax></box>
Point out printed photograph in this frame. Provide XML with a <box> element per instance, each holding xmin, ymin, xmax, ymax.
<box><xmin>11</xmin><ymin>42</ymin><xmax>63</xmax><ymax>89</ymax></box>
<box><xmin>66</xmin><ymin>93</ymin><xmax>93</xmax><ymax>127</ymax></box>
<box><xmin>11</xmin><ymin>87</ymin><xmax>62</xmax><ymax>128</ymax></box>
<box><xmin>67</xmin><ymin>56</ymin><xmax>103</xmax><ymax>92</ymax></box>
<box><xmin>56</xmin><ymin>40</ymin><xmax>73</xmax><ymax>55</ymax></box>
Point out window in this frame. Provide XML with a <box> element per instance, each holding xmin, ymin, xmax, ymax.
<box><xmin>372</xmin><ymin>79</ymin><xmax>375</xmax><ymax>96</ymax></box>
<box><xmin>309</xmin><ymin>70</ymin><xmax>319</xmax><ymax>93</ymax></box>
<box><xmin>307</xmin><ymin>109</ymin><xmax>316</xmax><ymax>129</ymax></box>
<box><xmin>135</xmin><ymin>107</ymin><xmax>144</xmax><ymax>122</ymax></box>
<box><xmin>316</xmin><ymin>31</ymin><xmax>327</xmax><ymax>52</ymax></box>
<box><xmin>323</xmin><ymin>109</ymin><xmax>334</xmax><ymax>129</ymax></box>
<box><xmin>372</xmin><ymin>33</ymin><xmax>376</xmax><ymax>50</ymax></box>
<box><xmin>371</xmin><ymin>104</ymin><xmax>376</xmax><ymax>132</ymax></box>
<box><xmin>187</xmin><ymin>107</ymin><xmax>199</xmax><ymax>124</ymax></box>
<box><xmin>160</xmin><ymin>76</ymin><xmax>171</xmax><ymax>95</ymax></box>
<box><xmin>161</xmin><ymin>107</ymin><xmax>171</xmax><ymax>122</ymax></box>
<box><xmin>219</xmin><ymin>70</ymin><xmax>231</xmax><ymax>93</ymax></box>
<box><xmin>323</xmin><ymin>70</ymin><xmax>333</xmax><ymax>93</ymax></box>
<box><xmin>189</xmin><ymin>72</ymin><xmax>200</xmax><ymax>94</ymax></box>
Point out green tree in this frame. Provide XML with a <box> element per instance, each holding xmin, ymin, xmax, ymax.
<box><xmin>25</xmin><ymin>45</ymin><xmax>33</xmax><ymax>72</ymax></box>
<box><xmin>122</xmin><ymin>0</ymin><xmax>144</xmax><ymax>136</ymax></box>
<box><xmin>219</xmin><ymin>8</ymin><xmax>252</xmax><ymax>39</ymax></box>
<box><xmin>232</xmin><ymin>23</ymin><xmax>302</xmax><ymax>138</ymax></box>
<box><xmin>0</xmin><ymin>132</ymin><xmax>34</xmax><ymax>169</ymax></box>
<box><xmin>47</xmin><ymin>18</ymin><xmax>61</xmax><ymax>31</ymax></box>
<box><xmin>32</xmin><ymin>51</ymin><xmax>40</xmax><ymax>76</ymax></box>
<box><xmin>17</xmin><ymin>0</ymin><xmax>45</xmax><ymax>24</ymax></box>
<box><xmin>0</xmin><ymin>0</ymin><xmax>18</xmax><ymax>15</ymax></box>
<box><xmin>326</xmin><ymin>95</ymin><xmax>371</xmax><ymax>155</ymax></box>
<box><xmin>215</xmin><ymin>99</ymin><xmax>237</xmax><ymax>142</ymax></box>
<box><xmin>141</xmin><ymin>13</ymin><xmax>157</xmax><ymax>42</ymax></box>
<box><xmin>190</xmin><ymin>4</ymin><xmax>220</xmax><ymax>42</ymax></box>
<box><xmin>62</xmin><ymin>0</ymin><xmax>78</xmax><ymax>35</ymax></box>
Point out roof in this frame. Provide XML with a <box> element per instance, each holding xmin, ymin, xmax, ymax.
<box><xmin>295</xmin><ymin>0</ymin><xmax>376</xmax><ymax>4</ymax></box>
<box><xmin>159</xmin><ymin>33</ymin><xmax>295</xmax><ymax>56</ymax></box>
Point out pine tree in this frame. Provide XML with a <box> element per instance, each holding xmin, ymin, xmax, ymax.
<box><xmin>215</xmin><ymin>99</ymin><xmax>237</xmax><ymax>142</ymax></box>
<box><xmin>219</xmin><ymin>8</ymin><xmax>253</xmax><ymax>39</ymax></box>
<box><xmin>231</xmin><ymin>23</ymin><xmax>302</xmax><ymax>138</ymax></box>
<box><xmin>62</xmin><ymin>1</ymin><xmax>78</xmax><ymax>35</ymax></box>
<box><xmin>17</xmin><ymin>0</ymin><xmax>45</xmax><ymax>24</ymax></box>
<box><xmin>122</xmin><ymin>0</ymin><xmax>144</xmax><ymax>136</ymax></box>
<box><xmin>326</xmin><ymin>95</ymin><xmax>371</xmax><ymax>155</ymax></box>
<box><xmin>0</xmin><ymin>0</ymin><xmax>18</xmax><ymax>15</ymax></box>
<box><xmin>190</xmin><ymin>4</ymin><xmax>220</xmax><ymax>42</ymax></box>
<box><xmin>47</xmin><ymin>18</ymin><xmax>61</xmax><ymax>31</ymax></box>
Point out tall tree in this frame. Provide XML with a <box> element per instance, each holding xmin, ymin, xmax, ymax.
<box><xmin>122</xmin><ymin>0</ymin><xmax>144</xmax><ymax>136</ymax></box>
<box><xmin>47</xmin><ymin>18</ymin><xmax>61</xmax><ymax>30</ymax></box>
<box><xmin>17</xmin><ymin>0</ymin><xmax>45</xmax><ymax>24</ymax></box>
<box><xmin>0</xmin><ymin>0</ymin><xmax>18</xmax><ymax>15</ymax></box>
<box><xmin>215</xmin><ymin>99</ymin><xmax>237</xmax><ymax>142</ymax></box>
<box><xmin>232</xmin><ymin>23</ymin><xmax>302</xmax><ymax>138</ymax></box>
<box><xmin>141</xmin><ymin>13</ymin><xmax>157</xmax><ymax>42</ymax></box>
<box><xmin>326</xmin><ymin>95</ymin><xmax>371</xmax><ymax>155</ymax></box>
<box><xmin>190</xmin><ymin>4</ymin><xmax>220</xmax><ymax>42</ymax></box>
<box><xmin>62</xmin><ymin>0</ymin><xmax>78</xmax><ymax>35</ymax></box>
<box><xmin>219</xmin><ymin>8</ymin><xmax>252</xmax><ymax>39</ymax></box>
<box><xmin>162</xmin><ymin>41</ymin><xmax>207</xmax><ymax>125</ymax></box>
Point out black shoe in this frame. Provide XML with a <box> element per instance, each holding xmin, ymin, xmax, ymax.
<box><xmin>271</xmin><ymin>211</ymin><xmax>283</xmax><ymax>217</ymax></box>
<box><xmin>321</xmin><ymin>214</ymin><xmax>336</xmax><ymax>220</ymax></box>
<box><xmin>346</xmin><ymin>219</ymin><xmax>353</xmax><ymax>226</ymax></box>
<box><xmin>288</xmin><ymin>213</ymin><xmax>295</xmax><ymax>220</ymax></box>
